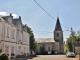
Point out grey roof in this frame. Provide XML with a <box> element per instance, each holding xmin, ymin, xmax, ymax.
<box><xmin>1</xmin><ymin>14</ymin><xmax>28</xmax><ymax>32</ymax></box>
<box><xmin>0</xmin><ymin>16</ymin><xmax>5</xmax><ymax>21</ymax></box>
<box><xmin>22</xmin><ymin>25</ymin><xmax>27</xmax><ymax>32</ymax></box>
<box><xmin>12</xmin><ymin>18</ymin><xmax>19</xmax><ymax>26</ymax></box>
<box><xmin>35</xmin><ymin>38</ymin><xmax>55</xmax><ymax>43</ymax></box>
<box><xmin>2</xmin><ymin>16</ymin><xmax>9</xmax><ymax>22</ymax></box>
<box><xmin>54</xmin><ymin>17</ymin><xmax>62</xmax><ymax>31</ymax></box>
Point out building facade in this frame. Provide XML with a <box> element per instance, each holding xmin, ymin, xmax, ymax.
<box><xmin>0</xmin><ymin>14</ymin><xmax>30</xmax><ymax>57</ymax></box>
<box><xmin>35</xmin><ymin>17</ymin><xmax>64</xmax><ymax>54</ymax></box>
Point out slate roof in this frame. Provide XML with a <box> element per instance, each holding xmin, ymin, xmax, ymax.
<box><xmin>12</xmin><ymin>18</ymin><xmax>19</xmax><ymax>26</ymax></box>
<box><xmin>54</xmin><ymin>17</ymin><xmax>62</xmax><ymax>31</ymax></box>
<box><xmin>22</xmin><ymin>25</ymin><xmax>27</xmax><ymax>32</ymax></box>
<box><xmin>1</xmin><ymin>14</ymin><xmax>28</xmax><ymax>32</ymax></box>
<box><xmin>0</xmin><ymin>16</ymin><xmax>5</xmax><ymax>21</ymax></box>
<box><xmin>2</xmin><ymin>16</ymin><xmax>9</xmax><ymax>22</ymax></box>
<box><xmin>35</xmin><ymin>38</ymin><xmax>55</xmax><ymax>43</ymax></box>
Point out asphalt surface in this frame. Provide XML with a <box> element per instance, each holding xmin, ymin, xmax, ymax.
<box><xmin>28</xmin><ymin>55</ymin><xmax>78</xmax><ymax>60</ymax></box>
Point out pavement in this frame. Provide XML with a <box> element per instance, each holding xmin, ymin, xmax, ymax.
<box><xmin>27</xmin><ymin>55</ymin><xmax>79</xmax><ymax>60</ymax></box>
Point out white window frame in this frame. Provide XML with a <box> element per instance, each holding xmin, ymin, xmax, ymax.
<box><xmin>9</xmin><ymin>28</ymin><xmax>10</xmax><ymax>38</ymax></box>
<box><xmin>7</xmin><ymin>27</ymin><xmax>9</xmax><ymax>38</ymax></box>
<box><xmin>12</xmin><ymin>30</ymin><xmax>15</xmax><ymax>39</ymax></box>
<box><xmin>21</xmin><ymin>33</ymin><xmax>22</xmax><ymax>40</ymax></box>
<box><xmin>5</xmin><ymin>27</ymin><xmax>7</xmax><ymax>37</ymax></box>
<box><xmin>19</xmin><ymin>31</ymin><xmax>20</xmax><ymax>40</ymax></box>
<box><xmin>11</xmin><ymin>47</ymin><xmax>14</xmax><ymax>53</ymax></box>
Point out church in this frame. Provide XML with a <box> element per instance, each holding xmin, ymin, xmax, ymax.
<box><xmin>35</xmin><ymin>17</ymin><xmax>64</xmax><ymax>54</ymax></box>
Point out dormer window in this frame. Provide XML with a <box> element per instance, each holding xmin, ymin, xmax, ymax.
<box><xmin>8</xmin><ymin>16</ymin><xmax>12</xmax><ymax>24</ymax></box>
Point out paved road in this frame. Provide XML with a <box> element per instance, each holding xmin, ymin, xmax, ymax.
<box><xmin>28</xmin><ymin>55</ymin><xmax>78</xmax><ymax>60</ymax></box>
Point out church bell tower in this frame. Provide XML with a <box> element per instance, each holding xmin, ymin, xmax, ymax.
<box><xmin>54</xmin><ymin>17</ymin><xmax>64</xmax><ymax>54</ymax></box>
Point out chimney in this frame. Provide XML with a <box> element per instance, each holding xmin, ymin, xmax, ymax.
<box><xmin>10</xmin><ymin>13</ymin><xmax>12</xmax><ymax>16</ymax></box>
<box><xmin>19</xmin><ymin>16</ymin><xmax>21</xmax><ymax>20</ymax></box>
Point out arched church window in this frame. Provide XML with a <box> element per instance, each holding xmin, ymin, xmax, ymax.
<box><xmin>57</xmin><ymin>33</ymin><xmax>59</xmax><ymax>37</ymax></box>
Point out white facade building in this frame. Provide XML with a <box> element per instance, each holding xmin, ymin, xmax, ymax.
<box><xmin>0</xmin><ymin>14</ymin><xmax>30</xmax><ymax>57</ymax></box>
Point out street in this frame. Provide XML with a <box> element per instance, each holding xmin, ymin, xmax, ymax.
<box><xmin>28</xmin><ymin>55</ymin><xmax>78</xmax><ymax>60</ymax></box>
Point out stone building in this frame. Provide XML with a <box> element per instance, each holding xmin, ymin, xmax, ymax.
<box><xmin>75</xmin><ymin>46</ymin><xmax>80</xmax><ymax>53</ymax></box>
<box><xmin>35</xmin><ymin>17</ymin><xmax>64</xmax><ymax>54</ymax></box>
<box><xmin>0</xmin><ymin>14</ymin><xmax>30</xmax><ymax>57</ymax></box>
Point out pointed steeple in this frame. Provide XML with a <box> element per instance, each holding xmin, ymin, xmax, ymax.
<box><xmin>54</xmin><ymin>16</ymin><xmax>62</xmax><ymax>31</ymax></box>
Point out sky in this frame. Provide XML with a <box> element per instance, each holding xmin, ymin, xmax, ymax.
<box><xmin>0</xmin><ymin>0</ymin><xmax>80</xmax><ymax>42</ymax></box>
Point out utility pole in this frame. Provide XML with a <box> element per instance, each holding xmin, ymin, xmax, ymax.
<box><xmin>71</xmin><ymin>27</ymin><xmax>74</xmax><ymax>53</ymax></box>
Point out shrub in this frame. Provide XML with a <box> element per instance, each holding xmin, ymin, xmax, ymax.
<box><xmin>0</xmin><ymin>53</ymin><xmax>10</xmax><ymax>60</ymax></box>
<box><xmin>16</xmin><ymin>55</ymin><xmax>24</xmax><ymax>58</ymax></box>
<box><xmin>22</xmin><ymin>53</ymin><xmax>26</xmax><ymax>57</ymax></box>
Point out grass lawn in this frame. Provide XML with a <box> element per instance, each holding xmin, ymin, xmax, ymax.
<box><xmin>76</xmin><ymin>54</ymin><xmax>79</xmax><ymax>58</ymax></box>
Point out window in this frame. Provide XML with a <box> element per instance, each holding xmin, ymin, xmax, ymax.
<box><xmin>9</xmin><ymin>28</ymin><xmax>10</xmax><ymax>38</ymax></box>
<box><xmin>18</xmin><ymin>46</ymin><xmax>21</xmax><ymax>53</ymax></box>
<box><xmin>11</xmin><ymin>47</ymin><xmax>14</xmax><ymax>53</ymax></box>
<box><xmin>5</xmin><ymin>27</ymin><xmax>7</xmax><ymax>37</ymax></box>
<box><xmin>7</xmin><ymin>28</ymin><xmax>9</xmax><ymax>37</ymax></box>
<box><xmin>21</xmin><ymin>33</ymin><xmax>22</xmax><ymax>40</ymax></box>
<box><xmin>5</xmin><ymin>46</ymin><xmax>9</xmax><ymax>54</ymax></box>
<box><xmin>5</xmin><ymin>27</ymin><xmax>9</xmax><ymax>37</ymax></box>
<box><xmin>40</xmin><ymin>46</ymin><xmax>41</xmax><ymax>51</ymax></box>
<box><xmin>19</xmin><ymin>31</ymin><xmax>20</xmax><ymax>40</ymax></box>
<box><xmin>57</xmin><ymin>33</ymin><xmax>59</xmax><ymax>37</ymax></box>
<box><xmin>24</xmin><ymin>35</ymin><xmax>26</xmax><ymax>41</ymax></box>
<box><xmin>48</xmin><ymin>46</ymin><xmax>50</xmax><ymax>51</ymax></box>
<box><xmin>18</xmin><ymin>31</ymin><xmax>22</xmax><ymax>40</ymax></box>
<box><xmin>12</xmin><ymin>30</ymin><xmax>15</xmax><ymax>39</ymax></box>
<box><xmin>25</xmin><ymin>35</ymin><xmax>26</xmax><ymax>41</ymax></box>
<box><xmin>24</xmin><ymin>47</ymin><xmax>26</xmax><ymax>53</ymax></box>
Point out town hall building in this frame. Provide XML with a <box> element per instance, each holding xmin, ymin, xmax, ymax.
<box><xmin>0</xmin><ymin>14</ymin><xmax>30</xmax><ymax>57</ymax></box>
<box><xmin>35</xmin><ymin>17</ymin><xmax>64</xmax><ymax>54</ymax></box>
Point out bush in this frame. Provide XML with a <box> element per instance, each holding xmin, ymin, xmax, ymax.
<box><xmin>22</xmin><ymin>53</ymin><xmax>26</xmax><ymax>57</ymax></box>
<box><xmin>16</xmin><ymin>55</ymin><xmax>25</xmax><ymax>58</ymax></box>
<box><xmin>0</xmin><ymin>53</ymin><xmax>10</xmax><ymax>60</ymax></box>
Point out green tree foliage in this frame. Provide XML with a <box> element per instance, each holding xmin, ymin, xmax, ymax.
<box><xmin>0</xmin><ymin>53</ymin><xmax>10</xmax><ymax>60</ymax></box>
<box><xmin>66</xmin><ymin>30</ymin><xmax>80</xmax><ymax>52</ymax></box>
<box><xmin>26</xmin><ymin>25</ymin><xmax>37</xmax><ymax>52</ymax></box>
<box><xmin>66</xmin><ymin>37</ymin><xmax>73</xmax><ymax>52</ymax></box>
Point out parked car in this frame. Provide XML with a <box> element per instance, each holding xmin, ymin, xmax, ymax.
<box><xmin>66</xmin><ymin>52</ymin><xmax>75</xmax><ymax>58</ymax></box>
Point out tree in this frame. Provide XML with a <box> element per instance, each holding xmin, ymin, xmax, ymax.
<box><xmin>66</xmin><ymin>30</ymin><xmax>80</xmax><ymax>52</ymax></box>
<box><xmin>66</xmin><ymin>37</ymin><xmax>73</xmax><ymax>52</ymax></box>
<box><xmin>66</xmin><ymin>31</ymin><xmax>76</xmax><ymax>52</ymax></box>
<box><xmin>26</xmin><ymin>25</ymin><xmax>37</xmax><ymax>53</ymax></box>
<box><xmin>33</xmin><ymin>41</ymin><xmax>37</xmax><ymax>52</ymax></box>
<box><xmin>0</xmin><ymin>53</ymin><xmax>10</xmax><ymax>60</ymax></box>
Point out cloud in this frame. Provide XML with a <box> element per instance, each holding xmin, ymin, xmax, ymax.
<box><xmin>12</xmin><ymin>14</ymin><xmax>17</xmax><ymax>18</ymax></box>
<box><xmin>0</xmin><ymin>11</ymin><xmax>18</xmax><ymax>18</ymax></box>
<box><xmin>0</xmin><ymin>12</ymin><xmax>7</xmax><ymax>16</ymax></box>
